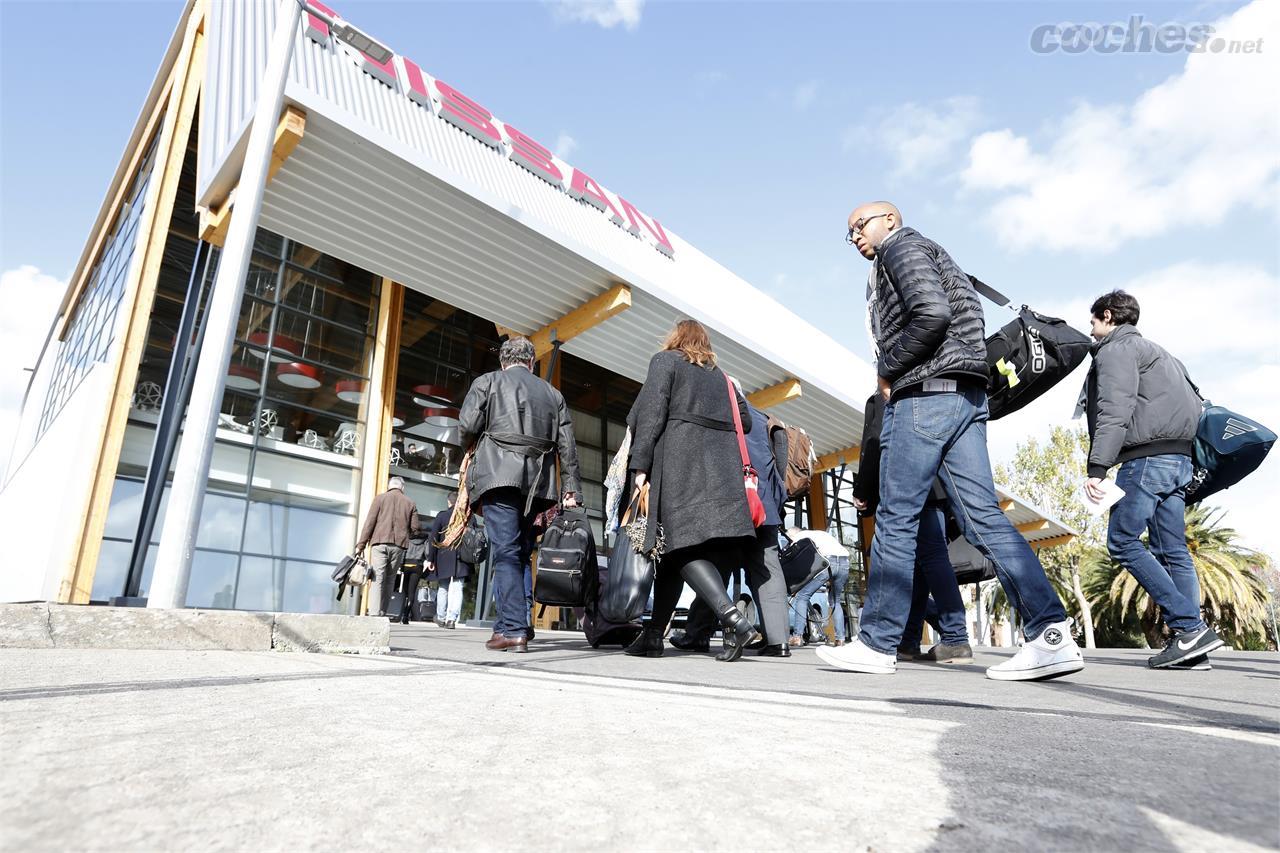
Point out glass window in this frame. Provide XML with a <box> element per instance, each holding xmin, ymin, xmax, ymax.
<box><xmin>89</xmin><ymin>540</ymin><xmax>133</xmax><ymax>602</ymax></box>
<box><xmin>185</xmin><ymin>550</ymin><xmax>239</xmax><ymax>609</ymax></box>
<box><xmin>39</xmin><ymin>127</ymin><xmax>163</xmax><ymax>438</ymax></box>
<box><xmin>196</xmin><ymin>493</ymin><xmax>247</xmax><ymax>551</ymax></box>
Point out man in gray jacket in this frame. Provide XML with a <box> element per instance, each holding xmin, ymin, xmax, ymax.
<box><xmin>458</xmin><ymin>336</ymin><xmax>581</xmax><ymax>653</ymax></box>
<box><xmin>1084</xmin><ymin>290</ymin><xmax>1222</xmax><ymax>669</ymax></box>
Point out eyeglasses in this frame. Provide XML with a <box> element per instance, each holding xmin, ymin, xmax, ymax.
<box><xmin>846</xmin><ymin>213</ymin><xmax>890</xmax><ymax>244</ymax></box>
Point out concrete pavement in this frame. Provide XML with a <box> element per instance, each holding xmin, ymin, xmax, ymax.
<box><xmin>1</xmin><ymin>623</ymin><xmax>1277</xmax><ymax>852</ymax></box>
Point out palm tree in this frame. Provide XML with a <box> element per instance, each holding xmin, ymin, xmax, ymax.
<box><xmin>1083</xmin><ymin>505</ymin><xmax>1272</xmax><ymax>648</ymax></box>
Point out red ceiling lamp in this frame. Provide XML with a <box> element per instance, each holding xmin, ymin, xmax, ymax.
<box><xmin>277</xmin><ymin>361</ymin><xmax>322</xmax><ymax>389</ymax></box>
<box><xmin>335</xmin><ymin>379</ymin><xmax>365</xmax><ymax>404</ymax></box>
<box><xmin>412</xmin><ymin>384</ymin><xmax>453</xmax><ymax>407</ymax></box>
<box><xmin>246</xmin><ymin>331</ymin><xmax>301</xmax><ymax>362</ymax></box>
<box><xmin>225</xmin><ymin>364</ymin><xmax>262</xmax><ymax>392</ymax></box>
<box><xmin>422</xmin><ymin>406</ymin><xmax>461</xmax><ymax>428</ymax></box>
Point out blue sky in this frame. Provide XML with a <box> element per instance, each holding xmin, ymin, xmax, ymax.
<box><xmin>2</xmin><ymin>0</ymin><xmax>1277</xmax><ymax>552</ymax></box>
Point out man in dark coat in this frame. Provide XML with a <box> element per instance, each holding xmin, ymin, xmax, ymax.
<box><xmin>1083</xmin><ymin>289</ymin><xmax>1219</xmax><ymax>669</ymax></box>
<box><xmin>426</xmin><ymin>492</ymin><xmax>472</xmax><ymax>628</ymax></box>
<box><xmin>820</xmin><ymin>201</ymin><xmax>1080</xmax><ymax>682</ymax></box>
<box><xmin>458</xmin><ymin>336</ymin><xmax>581</xmax><ymax>653</ymax></box>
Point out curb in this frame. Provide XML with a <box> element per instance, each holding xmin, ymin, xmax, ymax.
<box><xmin>0</xmin><ymin>603</ymin><xmax>390</xmax><ymax>654</ymax></box>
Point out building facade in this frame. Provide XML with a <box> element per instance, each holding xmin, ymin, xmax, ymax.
<box><xmin>0</xmin><ymin>0</ymin><xmax>1074</xmax><ymax>616</ymax></box>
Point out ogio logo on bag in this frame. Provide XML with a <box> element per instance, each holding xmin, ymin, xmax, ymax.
<box><xmin>1222</xmin><ymin>418</ymin><xmax>1257</xmax><ymax>441</ymax></box>
<box><xmin>1044</xmin><ymin>628</ymin><xmax>1063</xmax><ymax>646</ymax></box>
<box><xmin>1027</xmin><ymin>326</ymin><xmax>1046</xmax><ymax>374</ymax></box>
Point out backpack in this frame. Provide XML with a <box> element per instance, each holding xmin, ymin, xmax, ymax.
<box><xmin>767</xmin><ymin>415</ymin><xmax>815</xmax><ymax>498</ymax></box>
<box><xmin>457</xmin><ymin>517</ymin><xmax>489</xmax><ymax>565</ymax></box>
<box><xmin>534</xmin><ymin>508</ymin><xmax>598</xmax><ymax>607</ymax></box>
<box><xmin>1181</xmin><ymin>375</ymin><xmax>1276</xmax><ymax>503</ymax></box>
<box><xmin>969</xmin><ymin>276</ymin><xmax>1093</xmax><ymax>421</ymax></box>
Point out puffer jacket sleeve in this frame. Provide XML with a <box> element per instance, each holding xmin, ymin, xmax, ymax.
<box><xmin>876</xmin><ymin>236</ymin><xmax>953</xmax><ymax>382</ymax></box>
<box><xmin>554</xmin><ymin>388</ymin><xmax>582</xmax><ymax>497</ymax></box>
<box><xmin>629</xmin><ymin>353</ymin><xmax>676</xmax><ymax>473</ymax></box>
<box><xmin>1087</xmin><ymin>343</ymin><xmax>1141</xmax><ymax>478</ymax></box>
<box><xmin>457</xmin><ymin>373</ymin><xmax>491</xmax><ymax>451</ymax></box>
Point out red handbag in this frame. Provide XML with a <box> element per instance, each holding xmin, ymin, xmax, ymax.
<box><xmin>725</xmin><ymin>373</ymin><xmax>768</xmax><ymax>528</ymax></box>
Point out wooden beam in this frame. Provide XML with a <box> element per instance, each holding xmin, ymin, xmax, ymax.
<box><xmin>1031</xmin><ymin>533</ymin><xmax>1075</xmax><ymax>551</ymax></box>
<box><xmin>494</xmin><ymin>323</ymin><xmax>520</xmax><ymax>339</ymax></box>
<box><xmin>1016</xmin><ymin>519</ymin><xmax>1052</xmax><ymax>534</ymax></box>
<box><xmin>747</xmin><ymin>378</ymin><xmax>802</xmax><ymax>410</ymax></box>
<box><xmin>814</xmin><ymin>445</ymin><xmax>861</xmax><ymax>474</ymax></box>
<box><xmin>998</xmin><ymin>499</ymin><xmax>1015</xmax><ymax>512</ymax></box>
<box><xmin>356</xmin><ymin>280</ymin><xmax>403</xmax><ymax>615</ymax></box>
<box><xmin>199</xmin><ymin>105</ymin><xmax>307</xmax><ymax>247</ymax></box>
<box><xmin>61</xmin><ymin>8</ymin><xmax>206</xmax><ymax>603</ymax></box>
<box><xmin>529</xmin><ymin>284</ymin><xmax>631</xmax><ymax>358</ymax></box>
<box><xmin>808</xmin><ymin>474</ymin><xmax>828</xmax><ymax>531</ymax></box>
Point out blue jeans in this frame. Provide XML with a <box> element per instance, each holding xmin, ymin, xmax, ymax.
<box><xmin>1109</xmin><ymin>454</ymin><xmax>1204</xmax><ymax>634</ymax></box>
<box><xmin>481</xmin><ymin>488</ymin><xmax>538</xmax><ymax>638</ymax></box>
<box><xmin>790</xmin><ymin>555</ymin><xmax>850</xmax><ymax>639</ymax></box>
<box><xmin>903</xmin><ymin>504</ymin><xmax>970</xmax><ymax>647</ymax></box>
<box><xmin>860</xmin><ymin>384</ymin><xmax>1066</xmax><ymax>655</ymax></box>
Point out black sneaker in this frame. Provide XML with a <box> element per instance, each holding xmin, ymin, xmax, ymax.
<box><xmin>896</xmin><ymin>646</ymin><xmax>921</xmax><ymax>662</ymax></box>
<box><xmin>916</xmin><ymin>642</ymin><xmax>974</xmax><ymax>664</ymax></box>
<box><xmin>1170</xmin><ymin>654</ymin><xmax>1212</xmax><ymax>671</ymax></box>
<box><xmin>1148</xmin><ymin>628</ymin><xmax>1224</xmax><ymax>669</ymax></box>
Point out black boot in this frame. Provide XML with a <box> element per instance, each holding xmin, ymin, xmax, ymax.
<box><xmin>669</xmin><ymin>631</ymin><xmax>711</xmax><ymax>653</ymax></box>
<box><xmin>624</xmin><ymin>626</ymin><xmax>665</xmax><ymax>658</ymax></box>
<box><xmin>678</xmin><ymin>560</ymin><xmax>760</xmax><ymax>663</ymax></box>
<box><xmin>399</xmin><ymin>598</ymin><xmax>412</xmax><ymax>625</ymax></box>
<box><xmin>715</xmin><ymin>607</ymin><xmax>760</xmax><ymax>662</ymax></box>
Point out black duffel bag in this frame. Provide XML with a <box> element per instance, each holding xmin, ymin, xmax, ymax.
<box><xmin>969</xmin><ymin>276</ymin><xmax>1093</xmax><ymax>421</ymax></box>
<box><xmin>781</xmin><ymin>537</ymin><xmax>830</xmax><ymax>596</ymax></box>
<box><xmin>534</xmin><ymin>508</ymin><xmax>597</xmax><ymax>607</ymax></box>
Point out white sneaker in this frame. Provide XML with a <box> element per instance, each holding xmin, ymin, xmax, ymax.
<box><xmin>816</xmin><ymin>638</ymin><xmax>896</xmax><ymax>674</ymax></box>
<box><xmin>986</xmin><ymin>619</ymin><xmax>1084</xmax><ymax>682</ymax></box>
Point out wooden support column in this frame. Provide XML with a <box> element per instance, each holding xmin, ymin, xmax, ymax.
<box><xmin>747</xmin><ymin>379</ymin><xmax>802</xmax><ymax>410</ymax></box>
<box><xmin>529</xmin><ymin>283</ymin><xmax>631</xmax><ymax>359</ymax></box>
<box><xmin>532</xmin><ymin>341</ymin><xmax>562</xmax><ymax>632</ymax></box>
<box><xmin>356</xmin><ymin>279</ymin><xmax>404</xmax><ymax>615</ymax></box>
<box><xmin>814</xmin><ymin>445</ymin><xmax>860</xmax><ymax>474</ymax></box>
<box><xmin>198</xmin><ymin>105</ymin><xmax>307</xmax><ymax>248</ymax></box>
<box><xmin>808</xmin><ymin>475</ymin><xmax>828</xmax><ymax>532</ymax></box>
<box><xmin>61</xmin><ymin>7</ymin><xmax>207</xmax><ymax>603</ymax></box>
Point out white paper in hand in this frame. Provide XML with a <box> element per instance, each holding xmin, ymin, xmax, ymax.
<box><xmin>1080</xmin><ymin>479</ymin><xmax>1125</xmax><ymax>517</ymax></box>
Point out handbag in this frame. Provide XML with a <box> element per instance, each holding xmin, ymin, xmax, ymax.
<box><xmin>600</xmin><ymin>492</ymin><xmax>657</xmax><ymax>623</ymax></box>
<box><xmin>724</xmin><ymin>373</ymin><xmax>767</xmax><ymax>527</ymax></box>
<box><xmin>457</xmin><ymin>517</ymin><xmax>489</xmax><ymax>565</ymax></box>
<box><xmin>332</xmin><ymin>553</ymin><xmax>371</xmax><ymax>601</ymax></box>
<box><xmin>779</xmin><ymin>537</ymin><xmax>830</xmax><ymax>596</ymax></box>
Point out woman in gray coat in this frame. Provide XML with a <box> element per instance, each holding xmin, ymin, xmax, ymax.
<box><xmin>624</xmin><ymin>320</ymin><xmax>761</xmax><ymax>661</ymax></box>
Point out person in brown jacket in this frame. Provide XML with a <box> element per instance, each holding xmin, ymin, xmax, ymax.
<box><xmin>355</xmin><ymin>476</ymin><xmax>419</xmax><ymax>617</ymax></box>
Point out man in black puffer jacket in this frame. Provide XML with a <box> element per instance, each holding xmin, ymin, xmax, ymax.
<box><xmin>818</xmin><ymin>202</ymin><xmax>1082</xmax><ymax>683</ymax></box>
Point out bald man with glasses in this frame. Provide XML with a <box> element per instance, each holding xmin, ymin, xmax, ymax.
<box><xmin>819</xmin><ymin>202</ymin><xmax>1083</xmax><ymax>682</ymax></box>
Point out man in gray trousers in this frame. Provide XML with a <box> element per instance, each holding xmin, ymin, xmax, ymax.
<box><xmin>670</xmin><ymin>397</ymin><xmax>792</xmax><ymax>658</ymax></box>
<box><xmin>355</xmin><ymin>476</ymin><xmax>419</xmax><ymax>617</ymax></box>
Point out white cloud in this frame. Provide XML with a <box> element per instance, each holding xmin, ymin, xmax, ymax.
<box><xmin>961</xmin><ymin>0</ymin><xmax>1279</xmax><ymax>252</ymax></box>
<box><xmin>554</xmin><ymin>132</ymin><xmax>578</xmax><ymax>161</ymax></box>
<box><xmin>550</xmin><ymin>0</ymin><xmax>644</xmax><ymax>30</ymax></box>
<box><xmin>793</xmin><ymin>79</ymin><xmax>820</xmax><ymax>112</ymax></box>
<box><xmin>0</xmin><ymin>266</ymin><xmax>64</xmax><ymax>482</ymax></box>
<box><xmin>988</xmin><ymin>260</ymin><xmax>1280</xmax><ymax>557</ymax></box>
<box><xmin>844</xmin><ymin>96</ymin><xmax>983</xmax><ymax>177</ymax></box>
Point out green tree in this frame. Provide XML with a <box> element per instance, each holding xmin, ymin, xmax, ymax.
<box><xmin>994</xmin><ymin>426</ymin><xmax>1101</xmax><ymax>647</ymax></box>
<box><xmin>1082</xmin><ymin>506</ymin><xmax>1274</xmax><ymax>648</ymax></box>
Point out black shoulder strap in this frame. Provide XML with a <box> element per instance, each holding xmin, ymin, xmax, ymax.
<box><xmin>967</xmin><ymin>275</ymin><xmax>1011</xmax><ymax>307</ymax></box>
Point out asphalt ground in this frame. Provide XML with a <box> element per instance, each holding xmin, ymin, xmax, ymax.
<box><xmin>1</xmin><ymin>623</ymin><xmax>1277</xmax><ymax>852</ymax></box>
